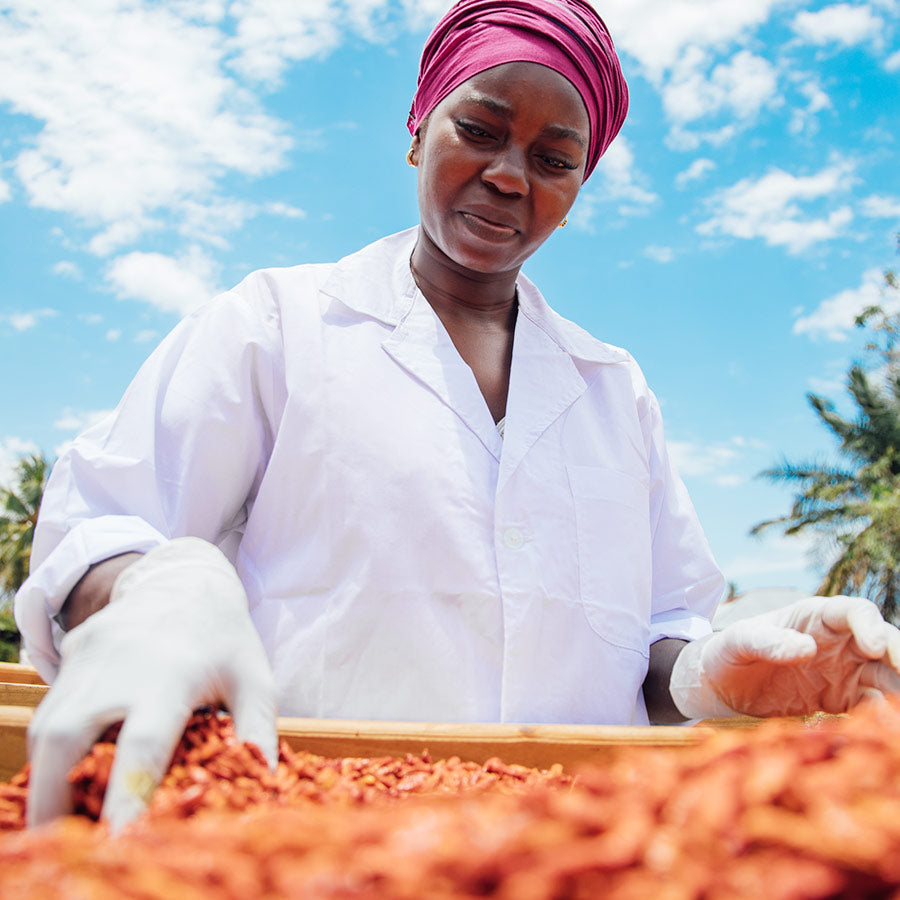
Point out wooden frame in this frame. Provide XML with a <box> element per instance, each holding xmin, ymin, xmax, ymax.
<box><xmin>0</xmin><ymin>663</ymin><xmax>755</xmax><ymax>781</ymax></box>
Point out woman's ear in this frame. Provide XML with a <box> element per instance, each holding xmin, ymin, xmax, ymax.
<box><xmin>407</xmin><ymin>131</ymin><xmax>422</xmax><ymax>167</ymax></box>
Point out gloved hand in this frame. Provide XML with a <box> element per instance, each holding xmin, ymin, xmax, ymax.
<box><xmin>26</xmin><ymin>537</ymin><xmax>277</xmax><ymax>832</ymax></box>
<box><xmin>670</xmin><ymin>595</ymin><xmax>900</xmax><ymax>719</ymax></box>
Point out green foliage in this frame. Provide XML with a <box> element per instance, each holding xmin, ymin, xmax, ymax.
<box><xmin>0</xmin><ymin>607</ymin><xmax>20</xmax><ymax>663</ymax></box>
<box><xmin>0</xmin><ymin>452</ymin><xmax>52</xmax><ymax>661</ymax></box>
<box><xmin>752</xmin><ymin>237</ymin><xmax>900</xmax><ymax>621</ymax></box>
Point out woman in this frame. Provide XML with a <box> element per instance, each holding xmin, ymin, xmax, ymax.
<box><xmin>16</xmin><ymin>0</ymin><xmax>900</xmax><ymax>832</ymax></box>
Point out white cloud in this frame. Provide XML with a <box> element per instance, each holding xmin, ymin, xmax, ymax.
<box><xmin>53</xmin><ymin>408</ymin><xmax>114</xmax><ymax>433</ymax></box>
<box><xmin>668</xmin><ymin>436</ymin><xmax>755</xmax><ymax>486</ymax></box>
<box><xmin>51</xmin><ymin>260</ymin><xmax>82</xmax><ymax>280</ymax></box>
<box><xmin>803</xmin><ymin>349</ymin><xmax>852</xmax><ymax>397</ymax></box>
<box><xmin>601</xmin><ymin>0</ymin><xmax>789</xmax><ymax>85</ymax></box>
<box><xmin>789</xmin><ymin>78</ymin><xmax>832</xmax><ymax>135</ymax></box>
<box><xmin>864</xmin><ymin>124</ymin><xmax>896</xmax><ymax>146</ymax></box>
<box><xmin>0</xmin><ymin>0</ymin><xmax>423</xmax><ymax>255</ymax></box>
<box><xmin>644</xmin><ymin>245</ymin><xmax>674</xmax><ymax>263</ymax></box>
<box><xmin>807</xmin><ymin>373</ymin><xmax>847</xmax><ymax>397</ymax></box>
<box><xmin>887</xmin><ymin>49</ymin><xmax>900</xmax><ymax>71</ymax></box>
<box><xmin>265</xmin><ymin>201</ymin><xmax>307</xmax><ymax>219</ymax></box>
<box><xmin>599</xmin><ymin>0</ymin><xmax>789</xmax><ymax>144</ymax></box>
<box><xmin>172</xmin><ymin>198</ymin><xmax>307</xmax><ymax>247</ymax></box>
<box><xmin>697</xmin><ymin>160</ymin><xmax>856</xmax><ymax>254</ymax></box>
<box><xmin>0</xmin><ymin>152</ymin><xmax>10</xmax><ymax>202</ymax></box>
<box><xmin>227</xmin><ymin>0</ymin><xmax>344</xmax><ymax>84</ymax></box>
<box><xmin>669</xmin><ymin>441</ymin><xmax>735</xmax><ymax>477</ymax></box>
<box><xmin>722</xmin><ymin>533</ymin><xmax>817</xmax><ymax>584</ymax></box>
<box><xmin>793</xmin><ymin>267</ymin><xmax>895</xmax><ymax>341</ymax></box>
<box><xmin>729</xmin><ymin>435</ymin><xmax>769</xmax><ymax>451</ymax></box>
<box><xmin>0</xmin><ymin>437</ymin><xmax>40</xmax><ymax>488</ymax></box>
<box><xmin>343</xmin><ymin>0</ymin><xmax>395</xmax><ymax>39</ymax></box>
<box><xmin>49</xmin><ymin>226</ymin><xmax>75</xmax><ymax>251</ymax></box>
<box><xmin>573</xmin><ymin>137</ymin><xmax>658</xmax><ymax>229</ymax></box>
<box><xmin>595</xmin><ymin>138</ymin><xmax>659</xmax><ymax>207</ymax></box>
<box><xmin>663</xmin><ymin>49</ymin><xmax>778</xmax><ymax>127</ymax></box>
<box><xmin>668</xmin><ymin>123</ymin><xmax>739</xmax><ymax>153</ymax></box>
<box><xmin>792</xmin><ymin>4</ymin><xmax>883</xmax><ymax>47</ymax></box>
<box><xmin>135</xmin><ymin>329</ymin><xmax>160</xmax><ymax>343</ymax></box>
<box><xmin>106</xmin><ymin>328</ymin><xmax>122</xmax><ymax>342</ymax></box>
<box><xmin>860</xmin><ymin>194</ymin><xmax>900</xmax><ymax>218</ymax></box>
<box><xmin>675</xmin><ymin>158</ymin><xmax>716</xmax><ymax>188</ymax></box>
<box><xmin>799</xmin><ymin>79</ymin><xmax>832</xmax><ymax>114</ymax></box>
<box><xmin>176</xmin><ymin>198</ymin><xmax>255</xmax><ymax>249</ymax></box>
<box><xmin>168</xmin><ymin>0</ymin><xmax>227</xmax><ymax>22</ymax></box>
<box><xmin>0</xmin><ymin>1</ymin><xmax>291</xmax><ymax>248</ymax></box>
<box><xmin>227</xmin><ymin>0</ymin><xmax>451</xmax><ymax>84</ymax></box>
<box><xmin>105</xmin><ymin>246</ymin><xmax>220</xmax><ymax>316</ymax></box>
<box><xmin>2</xmin><ymin>308</ymin><xmax>57</xmax><ymax>331</ymax></box>
<box><xmin>399</xmin><ymin>0</ymin><xmax>451</xmax><ymax>30</ymax></box>
<box><xmin>87</xmin><ymin>219</ymin><xmax>159</xmax><ymax>257</ymax></box>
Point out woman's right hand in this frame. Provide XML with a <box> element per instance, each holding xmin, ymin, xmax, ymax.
<box><xmin>26</xmin><ymin>537</ymin><xmax>278</xmax><ymax>832</ymax></box>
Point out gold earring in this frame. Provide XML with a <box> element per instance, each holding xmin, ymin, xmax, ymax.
<box><xmin>406</xmin><ymin>147</ymin><xmax>416</xmax><ymax>167</ymax></box>
<box><xmin>558</xmin><ymin>217</ymin><xmax>567</xmax><ymax>228</ymax></box>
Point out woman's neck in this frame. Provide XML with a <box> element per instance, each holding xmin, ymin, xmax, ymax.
<box><xmin>409</xmin><ymin>228</ymin><xmax>518</xmax><ymax>424</ymax></box>
<box><xmin>409</xmin><ymin>230</ymin><xmax>519</xmax><ymax>329</ymax></box>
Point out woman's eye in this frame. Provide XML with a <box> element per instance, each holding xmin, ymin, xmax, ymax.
<box><xmin>458</xmin><ymin>121</ymin><xmax>491</xmax><ymax>139</ymax></box>
<box><xmin>541</xmin><ymin>155</ymin><xmax>577</xmax><ymax>171</ymax></box>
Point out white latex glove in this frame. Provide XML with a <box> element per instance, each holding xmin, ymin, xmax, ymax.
<box><xmin>670</xmin><ymin>595</ymin><xmax>900</xmax><ymax>719</ymax></box>
<box><xmin>26</xmin><ymin>537</ymin><xmax>277</xmax><ymax>832</ymax></box>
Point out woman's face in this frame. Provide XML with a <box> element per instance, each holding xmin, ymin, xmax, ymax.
<box><xmin>411</xmin><ymin>61</ymin><xmax>590</xmax><ymax>276</ymax></box>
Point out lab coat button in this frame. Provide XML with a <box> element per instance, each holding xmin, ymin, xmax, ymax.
<box><xmin>502</xmin><ymin>527</ymin><xmax>524</xmax><ymax>550</ymax></box>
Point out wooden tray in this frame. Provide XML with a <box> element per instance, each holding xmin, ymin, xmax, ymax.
<box><xmin>0</xmin><ymin>663</ymin><xmax>44</xmax><ymax>685</ymax></box>
<box><xmin>0</xmin><ymin>663</ymin><xmax>756</xmax><ymax>781</ymax></box>
<box><xmin>0</xmin><ymin>707</ymin><xmax>715</xmax><ymax>782</ymax></box>
<box><xmin>0</xmin><ymin>705</ymin><xmax>32</xmax><ymax>781</ymax></box>
<box><xmin>274</xmin><ymin>717</ymin><xmax>714</xmax><ymax>771</ymax></box>
<box><xmin>0</xmin><ymin>683</ymin><xmax>46</xmax><ymax>709</ymax></box>
<box><xmin>0</xmin><ymin>664</ymin><xmax>48</xmax><ymax>713</ymax></box>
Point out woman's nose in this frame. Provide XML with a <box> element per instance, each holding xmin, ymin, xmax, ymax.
<box><xmin>482</xmin><ymin>147</ymin><xmax>529</xmax><ymax>196</ymax></box>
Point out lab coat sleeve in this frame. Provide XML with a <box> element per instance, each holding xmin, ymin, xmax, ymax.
<box><xmin>644</xmin><ymin>390</ymin><xmax>724</xmax><ymax>644</ymax></box>
<box><xmin>15</xmin><ymin>273</ymin><xmax>287</xmax><ymax>682</ymax></box>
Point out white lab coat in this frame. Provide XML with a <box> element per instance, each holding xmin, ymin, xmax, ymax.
<box><xmin>16</xmin><ymin>227</ymin><xmax>723</xmax><ymax>724</ymax></box>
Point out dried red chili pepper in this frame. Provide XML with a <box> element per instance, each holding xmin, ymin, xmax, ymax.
<box><xmin>5</xmin><ymin>700</ymin><xmax>900</xmax><ymax>897</ymax></box>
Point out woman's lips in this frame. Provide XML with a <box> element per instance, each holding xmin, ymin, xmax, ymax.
<box><xmin>459</xmin><ymin>211</ymin><xmax>518</xmax><ymax>240</ymax></box>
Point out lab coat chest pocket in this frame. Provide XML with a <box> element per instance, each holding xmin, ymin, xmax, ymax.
<box><xmin>567</xmin><ymin>465</ymin><xmax>652</xmax><ymax>654</ymax></box>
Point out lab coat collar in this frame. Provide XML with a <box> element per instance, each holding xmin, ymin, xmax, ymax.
<box><xmin>322</xmin><ymin>228</ymin><xmax>632</xmax><ymax>474</ymax></box>
<box><xmin>320</xmin><ymin>227</ymin><xmax>420</xmax><ymax>326</ymax></box>
<box><xmin>383</xmin><ymin>293</ymin><xmax>505</xmax><ymax>461</ymax></box>
<box><xmin>320</xmin><ymin>226</ymin><xmax>630</xmax><ymax>368</ymax></box>
<box><xmin>514</xmin><ymin>274</ymin><xmax>630</xmax><ymax>367</ymax></box>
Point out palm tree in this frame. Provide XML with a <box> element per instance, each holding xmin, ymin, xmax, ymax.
<box><xmin>0</xmin><ymin>452</ymin><xmax>51</xmax><ymax>660</ymax></box>
<box><xmin>752</xmin><ymin>300</ymin><xmax>900</xmax><ymax>622</ymax></box>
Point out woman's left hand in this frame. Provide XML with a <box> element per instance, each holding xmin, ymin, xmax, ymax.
<box><xmin>669</xmin><ymin>595</ymin><xmax>900</xmax><ymax>719</ymax></box>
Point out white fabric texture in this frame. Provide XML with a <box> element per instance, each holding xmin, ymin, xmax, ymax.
<box><xmin>16</xmin><ymin>227</ymin><xmax>724</xmax><ymax>725</ymax></box>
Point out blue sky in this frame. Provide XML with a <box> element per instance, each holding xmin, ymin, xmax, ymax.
<box><xmin>1</xmin><ymin>0</ymin><xmax>898</xmax><ymax>596</ymax></box>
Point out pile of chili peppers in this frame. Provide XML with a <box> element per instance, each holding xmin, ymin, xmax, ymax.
<box><xmin>3</xmin><ymin>701</ymin><xmax>900</xmax><ymax>898</ymax></box>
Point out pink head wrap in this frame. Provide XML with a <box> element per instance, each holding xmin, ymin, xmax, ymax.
<box><xmin>407</xmin><ymin>0</ymin><xmax>628</xmax><ymax>181</ymax></box>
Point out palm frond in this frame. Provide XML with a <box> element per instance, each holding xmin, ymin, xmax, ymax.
<box><xmin>0</xmin><ymin>452</ymin><xmax>51</xmax><ymax>597</ymax></box>
<box><xmin>754</xmin><ymin>299</ymin><xmax>900</xmax><ymax>623</ymax></box>
<box><xmin>755</xmin><ymin>459</ymin><xmax>855</xmax><ymax>486</ymax></box>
